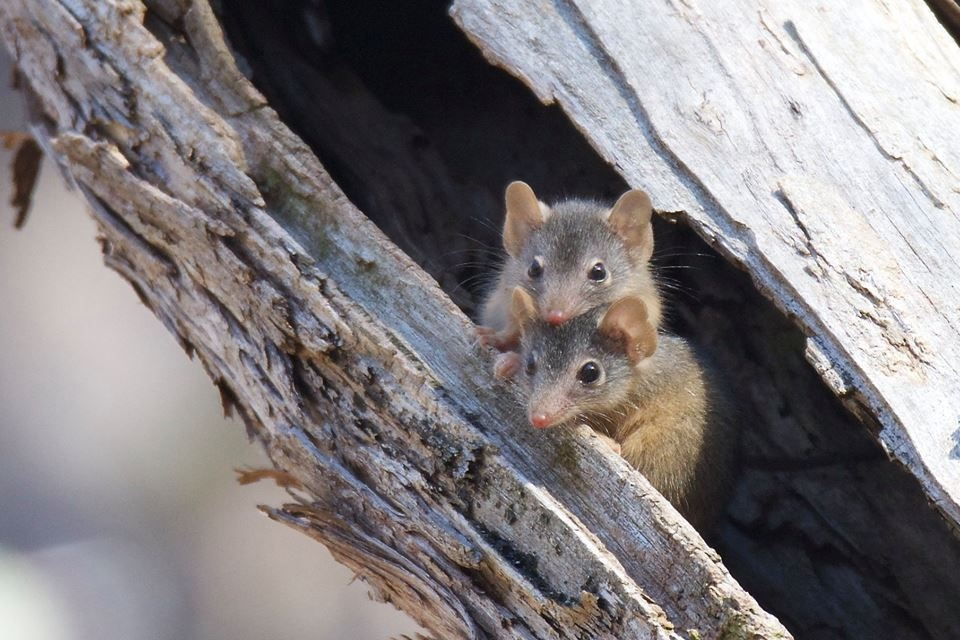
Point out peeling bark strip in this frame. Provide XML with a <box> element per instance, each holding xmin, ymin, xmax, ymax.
<box><xmin>2</xmin><ymin>130</ymin><xmax>43</xmax><ymax>228</ymax></box>
<box><xmin>452</xmin><ymin>0</ymin><xmax>960</xmax><ymax>528</ymax></box>
<box><xmin>0</xmin><ymin>1</ymin><xmax>789</xmax><ymax>639</ymax></box>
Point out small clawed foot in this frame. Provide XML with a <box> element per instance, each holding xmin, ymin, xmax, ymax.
<box><xmin>475</xmin><ymin>325</ymin><xmax>496</xmax><ymax>348</ymax></box>
<box><xmin>493</xmin><ymin>352</ymin><xmax>522</xmax><ymax>379</ymax></box>
<box><xmin>596</xmin><ymin>433</ymin><xmax>622</xmax><ymax>456</ymax></box>
<box><xmin>475</xmin><ymin>326</ymin><xmax>519</xmax><ymax>352</ymax></box>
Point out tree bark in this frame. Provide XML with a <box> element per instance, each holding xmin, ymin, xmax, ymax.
<box><xmin>213</xmin><ymin>3</ymin><xmax>960</xmax><ymax>635</ymax></box>
<box><xmin>452</xmin><ymin>0</ymin><xmax>960</xmax><ymax>528</ymax></box>
<box><xmin>0</xmin><ymin>1</ymin><xmax>789</xmax><ymax>639</ymax></box>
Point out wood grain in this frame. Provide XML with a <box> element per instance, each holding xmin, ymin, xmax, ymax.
<box><xmin>0</xmin><ymin>0</ymin><xmax>789</xmax><ymax>637</ymax></box>
<box><xmin>452</xmin><ymin>0</ymin><xmax>960</xmax><ymax>528</ymax></box>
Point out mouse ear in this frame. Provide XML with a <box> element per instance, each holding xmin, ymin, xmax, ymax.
<box><xmin>503</xmin><ymin>181</ymin><xmax>548</xmax><ymax>258</ymax></box>
<box><xmin>510</xmin><ymin>286</ymin><xmax>538</xmax><ymax>334</ymax></box>
<box><xmin>598</xmin><ymin>297</ymin><xmax>657</xmax><ymax>364</ymax></box>
<box><xmin>607</xmin><ymin>189</ymin><xmax>654</xmax><ymax>262</ymax></box>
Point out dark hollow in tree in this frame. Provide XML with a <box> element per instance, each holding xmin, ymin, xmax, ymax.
<box><xmin>3</xmin><ymin>0</ymin><xmax>789</xmax><ymax>636</ymax></box>
<box><xmin>222</xmin><ymin>2</ymin><xmax>960</xmax><ymax>638</ymax></box>
<box><xmin>4</xmin><ymin>0</ymin><xmax>959</xmax><ymax>637</ymax></box>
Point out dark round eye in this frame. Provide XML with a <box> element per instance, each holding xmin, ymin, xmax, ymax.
<box><xmin>525</xmin><ymin>354</ymin><xmax>537</xmax><ymax>376</ymax></box>
<box><xmin>577</xmin><ymin>361</ymin><xmax>602</xmax><ymax>385</ymax></box>
<box><xmin>588</xmin><ymin>262</ymin><xmax>607</xmax><ymax>282</ymax></box>
<box><xmin>527</xmin><ymin>257</ymin><xmax>544</xmax><ymax>279</ymax></box>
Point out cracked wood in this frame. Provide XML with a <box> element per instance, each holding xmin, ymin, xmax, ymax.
<box><xmin>452</xmin><ymin>0</ymin><xmax>960</xmax><ymax>528</ymax></box>
<box><xmin>0</xmin><ymin>0</ymin><xmax>790</xmax><ymax>638</ymax></box>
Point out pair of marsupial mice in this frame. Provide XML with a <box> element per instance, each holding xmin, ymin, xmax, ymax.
<box><xmin>477</xmin><ymin>182</ymin><xmax>738</xmax><ymax>533</ymax></box>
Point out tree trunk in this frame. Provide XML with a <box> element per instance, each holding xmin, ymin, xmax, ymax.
<box><xmin>0</xmin><ymin>1</ymin><xmax>788</xmax><ymax>638</ymax></box>
<box><xmin>452</xmin><ymin>0</ymin><xmax>960</xmax><ymax>526</ymax></box>
<box><xmin>3</xmin><ymin>0</ymin><xmax>959</xmax><ymax>639</ymax></box>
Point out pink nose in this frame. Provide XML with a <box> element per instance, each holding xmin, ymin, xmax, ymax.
<box><xmin>530</xmin><ymin>413</ymin><xmax>554</xmax><ymax>429</ymax></box>
<box><xmin>545</xmin><ymin>310</ymin><xmax>567</xmax><ymax>326</ymax></box>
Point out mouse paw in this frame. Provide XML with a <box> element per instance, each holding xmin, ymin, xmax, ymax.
<box><xmin>596</xmin><ymin>433</ymin><xmax>622</xmax><ymax>456</ymax></box>
<box><xmin>493</xmin><ymin>352</ymin><xmax>522</xmax><ymax>379</ymax></box>
<box><xmin>475</xmin><ymin>325</ymin><xmax>496</xmax><ymax>347</ymax></box>
<box><xmin>474</xmin><ymin>325</ymin><xmax>501</xmax><ymax>351</ymax></box>
<box><xmin>475</xmin><ymin>326</ymin><xmax>519</xmax><ymax>352</ymax></box>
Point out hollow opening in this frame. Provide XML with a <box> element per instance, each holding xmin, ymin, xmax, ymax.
<box><xmin>217</xmin><ymin>2</ymin><xmax>960</xmax><ymax>638</ymax></box>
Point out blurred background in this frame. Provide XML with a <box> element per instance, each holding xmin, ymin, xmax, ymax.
<box><xmin>0</xmin><ymin>48</ymin><xmax>419</xmax><ymax>639</ymax></box>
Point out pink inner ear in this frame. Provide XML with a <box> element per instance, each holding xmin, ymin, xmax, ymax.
<box><xmin>634</xmin><ymin>323</ymin><xmax>657</xmax><ymax>361</ymax></box>
<box><xmin>613</xmin><ymin>217</ymin><xmax>653</xmax><ymax>255</ymax></box>
<box><xmin>503</xmin><ymin>182</ymin><xmax>544</xmax><ymax>256</ymax></box>
<box><xmin>608</xmin><ymin>190</ymin><xmax>654</xmax><ymax>259</ymax></box>
<box><xmin>599</xmin><ymin>298</ymin><xmax>655</xmax><ymax>363</ymax></box>
<box><xmin>610</xmin><ymin>189</ymin><xmax>653</xmax><ymax>225</ymax></box>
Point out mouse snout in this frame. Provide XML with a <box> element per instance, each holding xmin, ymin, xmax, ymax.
<box><xmin>542</xmin><ymin>291</ymin><xmax>575</xmax><ymax>326</ymax></box>
<box><xmin>529</xmin><ymin>412</ymin><xmax>556</xmax><ymax>429</ymax></box>
<box><xmin>544</xmin><ymin>309</ymin><xmax>568</xmax><ymax>326</ymax></box>
<box><xmin>529</xmin><ymin>391</ymin><xmax>569</xmax><ymax>429</ymax></box>
<box><xmin>529</xmin><ymin>399</ymin><xmax>566</xmax><ymax>429</ymax></box>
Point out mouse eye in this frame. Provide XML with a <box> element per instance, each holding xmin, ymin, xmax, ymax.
<box><xmin>527</xmin><ymin>257</ymin><xmax>544</xmax><ymax>279</ymax></box>
<box><xmin>588</xmin><ymin>262</ymin><xmax>607</xmax><ymax>282</ymax></box>
<box><xmin>577</xmin><ymin>361</ymin><xmax>602</xmax><ymax>385</ymax></box>
<box><xmin>525</xmin><ymin>354</ymin><xmax>537</xmax><ymax>376</ymax></box>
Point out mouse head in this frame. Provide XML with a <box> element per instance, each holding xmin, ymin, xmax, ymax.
<box><xmin>511</xmin><ymin>288</ymin><xmax>658</xmax><ymax>429</ymax></box>
<box><xmin>501</xmin><ymin>181</ymin><xmax>656</xmax><ymax>326</ymax></box>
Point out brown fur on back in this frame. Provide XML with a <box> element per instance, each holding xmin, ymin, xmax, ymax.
<box><xmin>597</xmin><ymin>336</ymin><xmax>738</xmax><ymax>532</ymax></box>
<box><xmin>516</xmin><ymin>303</ymin><xmax>739</xmax><ymax>534</ymax></box>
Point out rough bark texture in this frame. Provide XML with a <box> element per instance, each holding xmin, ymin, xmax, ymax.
<box><xmin>0</xmin><ymin>1</ymin><xmax>790</xmax><ymax>639</ymax></box>
<box><xmin>215</xmin><ymin>3</ymin><xmax>960</xmax><ymax>637</ymax></box>
<box><xmin>452</xmin><ymin>0</ymin><xmax>960</xmax><ymax>529</ymax></box>
<box><xmin>7</xmin><ymin>0</ymin><xmax>960</xmax><ymax>638</ymax></box>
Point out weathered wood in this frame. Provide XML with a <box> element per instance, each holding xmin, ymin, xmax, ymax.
<box><xmin>0</xmin><ymin>1</ymin><xmax>789</xmax><ymax>638</ymax></box>
<box><xmin>2</xmin><ymin>129</ymin><xmax>42</xmax><ymax>228</ymax></box>
<box><xmin>215</xmin><ymin>0</ymin><xmax>497</xmax><ymax>312</ymax></box>
<box><xmin>452</xmin><ymin>0</ymin><xmax>960</xmax><ymax>528</ymax></box>
<box><xmin>212</xmin><ymin>4</ymin><xmax>960</xmax><ymax>636</ymax></box>
<box><xmin>929</xmin><ymin>0</ymin><xmax>960</xmax><ymax>36</ymax></box>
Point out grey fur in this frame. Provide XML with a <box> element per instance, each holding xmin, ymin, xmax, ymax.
<box><xmin>480</xmin><ymin>197</ymin><xmax>661</xmax><ymax>337</ymax></box>
<box><xmin>516</xmin><ymin>308</ymin><xmax>740</xmax><ymax>533</ymax></box>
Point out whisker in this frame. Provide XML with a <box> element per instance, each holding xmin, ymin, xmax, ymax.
<box><xmin>453</xmin><ymin>232</ymin><xmax>504</xmax><ymax>253</ymax></box>
<box><xmin>467</xmin><ymin>216</ymin><xmax>505</xmax><ymax>237</ymax></box>
<box><xmin>449</xmin><ymin>274</ymin><xmax>498</xmax><ymax>296</ymax></box>
<box><xmin>654</xmin><ymin>265</ymin><xmax>704</xmax><ymax>271</ymax></box>
<box><xmin>439</xmin><ymin>247</ymin><xmax>493</xmax><ymax>259</ymax></box>
<box><xmin>450</xmin><ymin>261</ymin><xmax>497</xmax><ymax>270</ymax></box>
<box><xmin>657</xmin><ymin>283</ymin><xmax>696</xmax><ymax>295</ymax></box>
<box><xmin>652</xmin><ymin>250</ymin><xmax>716</xmax><ymax>260</ymax></box>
